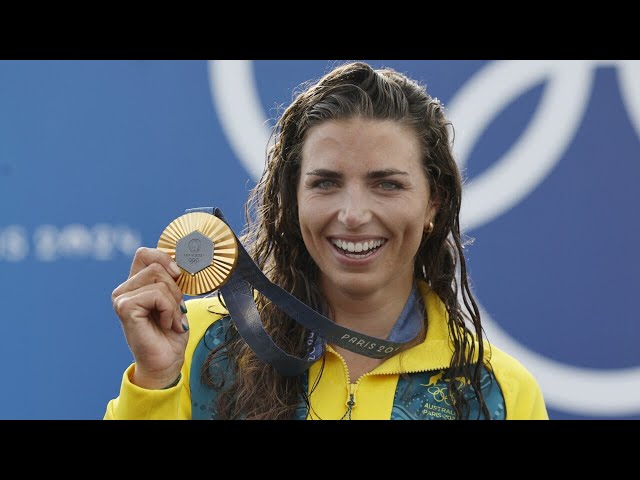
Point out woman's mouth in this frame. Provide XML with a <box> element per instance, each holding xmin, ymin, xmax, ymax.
<box><xmin>329</xmin><ymin>238</ymin><xmax>387</xmax><ymax>259</ymax></box>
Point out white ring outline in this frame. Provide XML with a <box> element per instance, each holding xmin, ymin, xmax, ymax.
<box><xmin>448</xmin><ymin>60</ymin><xmax>594</xmax><ymax>231</ymax></box>
<box><xmin>208</xmin><ymin>60</ymin><xmax>271</xmax><ymax>180</ymax></box>
<box><xmin>449</xmin><ymin>60</ymin><xmax>640</xmax><ymax>416</ymax></box>
<box><xmin>208</xmin><ymin>59</ymin><xmax>640</xmax><ymax>416</ymax></box>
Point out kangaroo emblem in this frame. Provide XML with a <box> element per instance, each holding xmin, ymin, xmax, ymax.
<box><xmin>422</xmin><ymin>370</ymin><xmax>445</xmax><ymax>387</ymax></box>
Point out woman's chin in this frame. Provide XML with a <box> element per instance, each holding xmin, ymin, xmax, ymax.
<box><xmin>322</xmin><ymin>276</ymin><xmax>383</xmax><ymax>299</ymax></box>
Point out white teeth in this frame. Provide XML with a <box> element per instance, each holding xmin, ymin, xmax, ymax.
<box><xmin>331</xmin><ymin>238</ymin><xmax>385</xmax><ymax>253</ymax></box>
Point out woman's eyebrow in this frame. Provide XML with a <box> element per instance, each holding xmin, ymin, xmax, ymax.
<box><xmin>366</xmin><ymin>169</ymin><xmax>409</xmax><ymax>179</ymax></box>
<box><xmin>305</xmin><ymin>168</ymin><xmax>409</xmax><ymax>179</ymax></box>
<box><xmin>305</xmin><ymin>169</ymin><xmax>342</xmax><ymax>178</ymax></box>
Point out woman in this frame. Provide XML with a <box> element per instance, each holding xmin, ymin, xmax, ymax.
<box><xmin>105</xmin><ymin>61</ymin><xmax>548</xmax><ymax>420</ymax></box>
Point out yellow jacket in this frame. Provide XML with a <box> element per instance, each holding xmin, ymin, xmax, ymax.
<box><xmin>104</xmin><ymin>282</ymin><xmax>548</xmax><ymax>420</ymax></box>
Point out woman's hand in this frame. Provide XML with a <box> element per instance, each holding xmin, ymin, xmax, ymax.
<box><xmin>112</xmin><ymin>247</ymin><xmax>189</xmax><ymax>389</ymax></box>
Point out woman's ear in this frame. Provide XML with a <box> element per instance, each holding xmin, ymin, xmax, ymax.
<box><xmin>424</xmin><ymin>197</ymin><xmax>440</xmax><ymax>233</ymax></box>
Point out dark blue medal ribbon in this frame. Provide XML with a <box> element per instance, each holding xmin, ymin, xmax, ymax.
<box><xmin>187</xmin><ymin>207</ymin><xmax>424</xmax><ymax>376</ymax></box>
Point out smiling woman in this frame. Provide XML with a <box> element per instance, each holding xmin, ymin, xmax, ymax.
<box><xmin>105</xmin><ymin>61</ymin><xmax>548</xmax><ymax>420</ymax></box>
<box><xmin>297</xmin><ymin>119</ymin><xmax>438</xmax><ymax>383</ymax></box>
<box><xmin>298</xmin><ymin>119</ymin><xmax>435</xmax><ymax>306</ymax></box>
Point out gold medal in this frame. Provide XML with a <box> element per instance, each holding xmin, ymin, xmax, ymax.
<box><xmin>157</xmin><ymin>212</ymin><xmax>238</xmax><ymax>296</ymax></box>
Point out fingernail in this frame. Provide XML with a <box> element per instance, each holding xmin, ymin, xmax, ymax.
<box><xmin>182</xmin><ymin>315</ymin><xmax>189</xmax><ymax>332</ymax></box>
<box><xmin>180</xmin><ymin>301</ymin><xmax>188</xmax><ymax>314</ymax></box>
<box><xmin>169</xmin><ymin>262</ymin><xmax>182</xmax><ymax>277</ymax></box>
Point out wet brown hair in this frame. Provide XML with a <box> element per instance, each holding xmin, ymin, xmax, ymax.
<box><xmin>204</xmin><ymin>61</ymin><xmax>490</xmax><ymax>419</ymax></box>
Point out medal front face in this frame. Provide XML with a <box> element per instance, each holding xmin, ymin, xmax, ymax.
<box><xmin>175</xmin><ymin>230</ymin><xmax>214</xmax><ymax>275</ymax></box>
<box><xmin>157</xmin><ymin>212</ymin><xmax>238</xmax><ymax>296</ymax></box>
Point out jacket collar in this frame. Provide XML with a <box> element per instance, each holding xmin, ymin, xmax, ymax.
<box><xmin>327</xmin><ymin>281</ymin><xmax>486</xmax><ymax>375</ymax></box>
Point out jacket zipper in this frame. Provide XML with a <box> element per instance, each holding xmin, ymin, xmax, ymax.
<box><xmin>328</xmin><ymin>347</ymin><xmax>450</xmax><ymax>420</ymax></box>
<box><xmin>340</xmin><ymin>384</ymin><xmax>358</xmax><ymax>420</ymax></box>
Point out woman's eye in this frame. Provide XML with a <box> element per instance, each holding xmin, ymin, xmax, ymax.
<box><xmin>379</xmin><ymin>181</ymin><xmax>401</xmax><ymax>190</ymax></box>
<box><xmin>313</xmin><ymin>180</ymin><xmax>336</xmax><ymax>189</ymax></box>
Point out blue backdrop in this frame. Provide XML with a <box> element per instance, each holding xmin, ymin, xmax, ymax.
<box><xmin>1</xmin><ymin>60</ymin><xmax>638</xmax><ymax>419</ymax></box>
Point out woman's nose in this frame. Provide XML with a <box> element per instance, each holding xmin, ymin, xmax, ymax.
<box><xmin>337</xmin><ymin>188</ymin><xmax>372</xmax><ymax>229</ymax></box>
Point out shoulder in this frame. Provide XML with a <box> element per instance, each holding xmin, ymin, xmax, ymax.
<box><xmin>486</xmin><ymin>343</ymin><xmax>549</xmax><ymax>420</ymax></box>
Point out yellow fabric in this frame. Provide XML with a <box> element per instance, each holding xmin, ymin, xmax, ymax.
<box><xmin>104</xmin><ymin>297</ymin><xmax>219</xmax><ymax>420</ymax></box>
<box><xmin>104</xmin><ymin>282</ymin><xmax>548</xmax><ymax>420</ymax></box>
<box><xmin>489</xmin><ymin>348</ymin><xmax>549</xmax><ymax>419</ymax></box>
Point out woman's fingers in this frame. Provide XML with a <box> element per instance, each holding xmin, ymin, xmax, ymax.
<box><xmin>113</xmin><ymin>260</ymin><xmax>184</xmax><ymax>306</ymax></box>
<box><xmin>129</xmin><ymin>247</ymin><xmax>182</xmax><ymax>280</ymax></box>
<box><xmin>113</xmin><ymin>283</ymin><xmax>186</xmax><ymax>334</ymax></box>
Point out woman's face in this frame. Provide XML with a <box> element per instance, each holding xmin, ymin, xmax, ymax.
<box><xmin>297</xmin><ymin>117</ymin><xmax>437</xmax><ymax>299</ymax></box>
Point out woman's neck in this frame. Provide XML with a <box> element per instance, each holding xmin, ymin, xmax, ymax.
<box><xmin>321</xmin><ymin>277</ymin><xmax>415</xmax><ymax>339</ymax></box>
